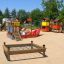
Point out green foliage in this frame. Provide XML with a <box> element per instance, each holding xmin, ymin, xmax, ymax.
<box><xmin>0</xmin><ymin>10</ymin><xmax>3</xmax><ymax>19</ymax></box>
<box><xmin>0</xmin><ymin>10</ymin><xmax>3</xmax><ymax>23</ymax></box>
<box><xmin>34</xmin><ymin>20</ymin><xmax>40</xmax><ymax>27</ymax></box>
<box><xmin>41</xmin><ymin>0</ymin><xmax>63</xmax><ymax>19</ymax></box>
<box><xmin>26</xmin><ymin>12</ymin><xmax>31</xmax><ymax>18</ymax></box>
<box><xmin>57</xmin><ymin>7</ymin><xmax>64</xmax><ymax>23</ymax></box>
<box><xmin>4</xmin><ymin>8</ymin><xmax>10</xmax><ymax>18</ymax></box>
<box><xmin>17</xmin><ymin>9</ymin><xmax>28</xmax><ymax>21</ymax></box>
<box><xmin>11</xmin><ymin>9</ymin><xmax>16</xmax><ymax>18</ymax></box>
<box><xmin>31</xmin><ymin>26</ymin><xmax>38</xmax><ymax>30</ymax></box>
<box><xmin>30</xmin><ymin>9</ymin><xmax>43</xmax><ymax>27</ymax></box>
<box><xmin>30</xmin><ymin>8</ymin><xmax>43</xmax><ymax>21</ymax></box>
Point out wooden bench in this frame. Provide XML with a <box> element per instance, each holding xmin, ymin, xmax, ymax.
<box><xmin>3</xmin><ymin>41</ymin><xmax>46</xmax><ymax>61</ymax></box>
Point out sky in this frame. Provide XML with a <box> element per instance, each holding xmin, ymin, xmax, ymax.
<box><xmin>0</xmin><ymin>0</ymin><xmax>43</xmax><ymax>12</ymax></box>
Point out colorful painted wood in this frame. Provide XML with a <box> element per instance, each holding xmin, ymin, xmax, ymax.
<box><xmin>42</xmin><ymin>27</ymin><xmax>49</xmax><ymax>32</ymax></box>
<box><xmin>42</xmin><ymin>21</ymin><xmax>49</xmax><ymax>26</ymax></box>
<box><xmin>13</xmin><ymin>21</ymin><xmax>20</xmax><ymax>27</ymax></box>
<box><xmin>27</xmin><ymin>18</ymin><xmax>32</xmax><ymax>22</ymax></box>
<box><xmin>52</xmin><ymin>25</ymin><xmax>61</xmax><ymax>30</ymax></box>
<box><xmin>21</xmin><ymin>29</ymin><xmax>40</xmax><ymax>38</ymax></box>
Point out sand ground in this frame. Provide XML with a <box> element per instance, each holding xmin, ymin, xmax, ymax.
<box><xmin>0</xmin><ymin>31</ymin><xmax>64</xmax><ymax>64</ymax></box>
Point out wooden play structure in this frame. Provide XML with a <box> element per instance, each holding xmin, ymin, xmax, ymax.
<box><xmin>1</xmin><ymin>18</ymin><xmax>12</xmax><ymax>31</ymax></box>
<box><xmin>41</xmin><ymin>18</ymin><xmax>50</xmax><ymax>32</ymax></box>
<box><xmin>12</xmin><ymin>21</ymin><xmax>21</xmax><ymax>40</ymax></box>
<box><xmin>51</xmin><ymin>19</ymin><xmax>62</xmax><ymax>33</ymax></box>
<box><xmin>27</xmin><ymin>17</ymin><xmax>32</xmax><ymax>22</ymax></box>
<box><xmin>6</xmin><ymin>18</ymin><xmax>21</xmax><ymax>41</ymax></box>
<box><xmin>3</xmin><ymin>41</ymin><xmax>46</xmax><ymax>61</ymax></box>
<box><xmin>6</xmin><ymin>18</ymin><xmax>40</xmax><ymax>40</ymax></box>
<box><xmin>21</xmin><ymin>28</ymin><xmax>40</xmax><ymax>38</ymax></box>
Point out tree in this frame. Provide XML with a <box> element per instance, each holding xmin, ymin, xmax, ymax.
<box><xmin>26</xmin><ymin>12</ymin><xmax>31</xmax><ymax>18</ymax></box>
<box><xmin>4</xmin><ymin>8</ymin><xmax>10</xmax><ymax>18</ymax></box>
<box><xmin>0</xmin><ymin>10</ymin><xmax>3</xmax><ymax>19</ymax></box>
<box><xmin>57</xmin><ymin>7</ymin><xmax>64</xmax><ymax>23</ymax></box>
<box><xmin>0</xmin><ymin>10</ymin><xmax>3</xmax><ymax>23</ymax></box>
<box><xmin>41</xmin><ymin>0</ymin><xmax>63</xmax><ymax>19</ymax></box>
<box><xmin>17</xmin><ymin>9</ymin><xmax>28</xmax><ymax>21</ymax></box>
<box><xmin>30</xmin><ymin>8</ymin><xmax>43</xmax><ymax>27</ymax></box>
<box><xmin>11</xmin><ymin>9</ymin><xmax>16</xmax><ymax>18</ymax></box>
<box><xmin>30</xmin><ymin>8</ymin><xmax>43</xmax><ymax>21</ymax></box>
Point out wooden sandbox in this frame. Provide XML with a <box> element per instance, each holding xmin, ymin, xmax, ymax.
<box><xmin>3</xmin><ymin>41</ymin><xmax>46</xmax><ymax>61</ymax></box>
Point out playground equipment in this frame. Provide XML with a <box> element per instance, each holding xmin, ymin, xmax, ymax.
<box><xmin>41</xmin><ymin>18</ymin><xmax>50</xmax><ymax>32</ymax></box>
<box><xmin>20</xmin><ymin>18</ymin><xmax>40</xmax><ymax>38</ymax></box>
<box><xmin>1</xmin><ymin>18</ymin><xmax>11</xmax><ymax>31</ymax></box>
<box><xmin>51</xmin><ymin>19</ymin><xmax>62</xmax><ymax>33</ymax></box>
<box><xmin>21</xmin><ymin>28</ymin><xmax>40</xmax><ymax>38</ymax></box>
<box><xmin>27</xmin><ymin>17</ymin><xmax>32</xmax><ymax>22</ymax></box>
<box><xmin>6</xmin><ymin>18</ymin><xmax>40</xmax><ymax>40</ymax></box>
<box><xmin>13</xmin><ymin>31</ymin><xmax>21</xmax><ymax>41</ymax></box>
<box><xmin>3</xmin><ymin>41</ymin><xmax>46</xmax><ymax>61</ymax></box>
<box><xmin>6</xmin><ymin>18</ymin><xmax>21</xmax><ymax>41</ymax></box>
<box><xmin>62</xmin><ymin>23</ymin><xmax>64</xmax><ymax>33</ymax></box>
<box><xmin>12</xmin><ymin>20</ymin><xmax>21</xmax><ymax>40</ymax></box>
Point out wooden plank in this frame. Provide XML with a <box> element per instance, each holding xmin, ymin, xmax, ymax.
<box><xmin>6</xmin><ymin>43</ymin><xmax>31</xmax><ymax>48</ymax></box>
<box><xmin>33</xmin><ymin>44</ymin><xmax>43</xmax><ymax>49</ymax></box>
<box><xmin>13</xmin><ymin>32</ymin><xmax>21</xmax><ymax>41</ymax></box>
<box><xmin>9</xmin><ymin>48</ymin><xmax>43</xmax><ymax>55</ymax></box>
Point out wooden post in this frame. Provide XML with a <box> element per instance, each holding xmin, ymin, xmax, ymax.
<box><xmin>3</xmin><ymin>42</ymin><xmax>10</xmax><ymax>61</ymax></box>
<box><xmin>42</xmin><ymin>44</ymin><xmax>46</xmax><ymax>57</ymax></box>
<box><xmin>4</xmin><ymin>42</ymin><xmax>6</xmax><ymax>45</ymax></box>
<box><xmin>31</xmin><ymin>41</ymin><xmax>33</xmax><ymax>49</ymax></box>
<box><xmin>7</xmin><ymin>47</ymin><xmax>10</xmax><ymax>61</ymax></box>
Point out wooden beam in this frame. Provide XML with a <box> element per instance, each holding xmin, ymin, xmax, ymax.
<box><xmin>3</xmin><ymin>42</ymin><xmax>10</xmax><ymax>61</ymax></box>
<box><xmin>9</xmin><ymin>48</ymin><xmax>43</xmax><ymax>55</ymax></box>
<box><xmin>6</xmin><ymin>43</ymin><xmax>31</xmax><ymax>48</ymax></box>
<box><xmin>33</xmin><ymin>44</ymin><xmax>43</xmax><ymax>49</ymax></box>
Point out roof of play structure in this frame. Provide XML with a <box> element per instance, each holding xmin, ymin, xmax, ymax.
<box><xmin>2</xmin><ymin>18</ymin><xmax>15</xmax><ymax>23</ymax></box>
<box><xmin>53</xmin><ymin>19</ymin><xmax>59</xmax><ymax>22</ymax></box>
<box><xmin>42</xmin><ymin>18</ymin><xmax>49</xmax><ymax>20</ymax></box>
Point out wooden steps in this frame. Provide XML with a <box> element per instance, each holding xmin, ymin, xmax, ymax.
<box><xmin>13</xmin><ymin>32</ymin><xmax>21</xmax><ymax>41</ymax></box>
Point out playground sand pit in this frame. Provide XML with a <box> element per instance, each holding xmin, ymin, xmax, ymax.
<box><xmin>0</xmin><ymin>31</ymin><xmax>64</xmax><ymax>64</ymax></box>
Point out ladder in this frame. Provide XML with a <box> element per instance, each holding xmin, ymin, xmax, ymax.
<box><xmin>13</xmin><ymin>32</ymin><xmax>21</xmax><ymax>41</ymax></box>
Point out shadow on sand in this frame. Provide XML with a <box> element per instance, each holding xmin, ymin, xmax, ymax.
<box><xmin>10</xmin><ymin>55</ymin><xmax>48</xmax><ymax>61</ymax></box>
